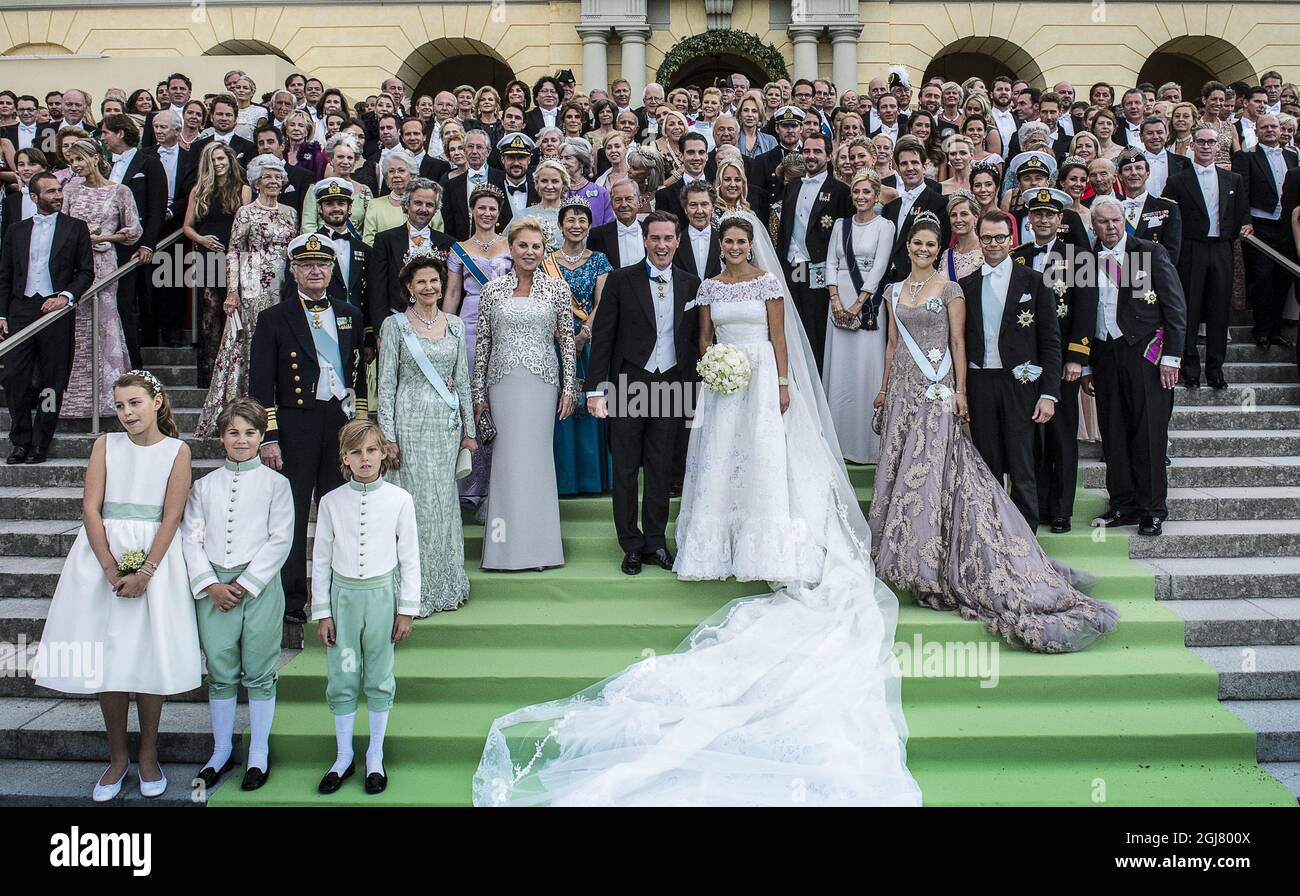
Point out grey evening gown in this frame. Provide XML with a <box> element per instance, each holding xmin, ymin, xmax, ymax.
<box><xmin>868</xmin><ymin>280</ymin><xmax>1119</xmax><ymax>653</ymax></box>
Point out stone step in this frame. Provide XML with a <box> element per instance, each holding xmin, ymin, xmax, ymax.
<box><xmin>1168</xmin><ymin>406</ymin><xmax>1300</xmax><ymax>430</ymax></box>
<box><xmin>0</xmin><ymin>759</ymin><xmax>211</xmax><ymax>806</ymax></box>
<box><xmin>1164</xmin><ymin>598</ymin><xmax>1300</xmax><ymax>647</ymax></box>
<box><xmin>1214</xmin><ymin>361</ymin><xmax>1299</xmax><ymax>383</ymax></box>
<box><xmin>0</xmin><ymin>409</ymin><xmax>203</xmax><ymax>434</ymax></box>
<box><xmin>1192</xmin><ymin>645</ymin><xmax>1300</xmax><ymax>700</ymax></box>
<box><xmin>41</xmin><ymin>433</ymin><xmax>224</xmax><ymax>460</ymax></box>
<box><xmin>0</xmin><ymin>697</ymin><xmax>242</xmax><ymax>764</ymax></box>
<box><xmin>1259</xmin><ymin>761</ymin><xmax>1300</xmax><ymax>798</ymax></box>
<box><xmin>140</xmin><ymin>346</ymin><xmax>198</xmax><ymax>366</ymax></box>
<box><xmin>1223</xmin><ymin>342</ymin><xmax>1295</xmax><ymax>363</ymax></box>
<box><xmin>1222</xmin><ymin>699</ymin><xmax>1300</xmax><ymax>762</ymax></box>
<box><xmin>1227</xmin><ymin>324</ymin><xmax>1295</xmax><ymax>340</ymax></box>
<box><xmin>0</xmin><ymin>459</ymin><xmax>222</xmax><ymax>491</ymax></box>
<box><xmin>1125</xmin><ymin>519</ymin><xmax>1300</xmax><ymax>559</ymax></box>
<box><xmin>1161</xmin><ymin>487</ymin><xmax>1300</xmax><ymax>521</ymax></box>
<box><xmin>1144</xmin><ymin>556</ymin><xmax>1300</xmax><ymax>601</ymax></box>
<box><xmin>1173</xmin><ymin>384</ymin><xmax>1300</xmax><ymax>406</ymax></box>
<box><xmin>1079</xmin><ymin>430</ymin><xmax>1300</xmax><ymax>459</ymax></box>
<box><xmin>1082</xmin><ymin>457</ymin><xmax>1300</xmax><ymax>490</ymax></box>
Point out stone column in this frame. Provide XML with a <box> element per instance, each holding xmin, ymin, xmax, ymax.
<box><xmin>788</xmin><ymin>25</ymin><xmax>822</xmax><ymax>82</ymax></box>
<box><xmin>829</xmin><ymin>24</ymin><xmax>861</xmax><ymax>94</ymax></box>
<box><xmin>577</xmin><ymin>25</ymin><xmax>611</xmax><ymax>94</ymax></box>
<box><xmin>619</xmin><ymin>27</ymin><xmax>651</xmax><ymax>99</ymax></box>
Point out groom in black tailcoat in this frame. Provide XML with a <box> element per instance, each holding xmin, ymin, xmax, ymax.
<box><xmin>960</xmin><ymin>209</ymin><xmax>1062</xmax><ymax>532</ymax></box>
<box><xmin>586</xmin><ymin>211</ymin><xmax>701</xmax><ymax>576</ymax></box>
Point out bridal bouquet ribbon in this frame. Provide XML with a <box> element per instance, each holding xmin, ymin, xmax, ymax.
<box><xmin>891</xmin><ymin>284</ymin><xmax>953</xmax><ymax>403</ymax></box>
<box><xmin>116</xmin><ymin>549</ymin><xmax>147</xmax><ymax>578</ymax></box>
<box><xmin>697</xmin><ymin>343</ymin><xmax>751</xmax><ymax>395</ymax></box>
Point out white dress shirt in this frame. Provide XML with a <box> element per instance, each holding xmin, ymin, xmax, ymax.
<box><xmin>407</xmin><ymin>224</ymin><xmax>432</xmax><ymax>252</ymax></box>
<box><xmin>876</xmin><ymin>122</ymin><xmax>899</xmax><ymax>144</ymax></box>
<box><xmin>975</xmin><ymin>258</ymin><xmax>1012</xmax><ymax>369</ymax></box>
<box><xmin>787</xmin><ymin>169</ymin><xmax>827</xmax><ymax>263</ymax></box>
<box><xmin>645</xmin><ymin>262</ymin><xmax>677</xmax><ymax>373</ymax></box>
<box><xmin>182</xmin><ymin>458</ymin><xmax>294</xmax><ymax>598</ymax></box>
<box><xmin>23</xmin><ymin>212</ymin><xmax>64</xmax><ymax>301</ymax></box>
<box><xmin>16</xmin><ymin>121</ymin><xmax>36</xmax><ymax>150</ymax></box>
<box><xmin>504</xmin><ymin>178</ymin><xmax>530</xmax><ymax>215</ymax></box>
<box><xmin>301</xmin><ymin>297</ymin><xmax>347</xmax><ymax>401</ymax></box>
<box><xmin>20</xmin><ymin>187</ymin><xmax>36</xmax><ymax>221</ymax></box>
<box><xmin>540</xmin><ymin>107</ymin><xmax>558</xmax><ymax>130</ymax></box>
<box><xmin>109</xmin><ymin>147</ymin><xmax>137</xmax><ymax>184</ymax></box>
<box><xmin>1194</xmin><ymin>162</ymin><xmax>1221</xmax><ymax>237</ymax></box>
<box><xmin>1122</xmin><ymin>192</ymin><xmax>1147</xmax><ymax>229</ymax></box>
<box><xmin>465</xmin><ymin>165</ymin><xmax>489</xmax><ymax>198</ymax></box>
<box><xmin>1144</xmin><ymin>150</ymin><xmax>1170</xmax><ymax>197</ymax></box>
<box><xmin>311</xmin><ymin>478</ymin><xmax>421</xmax><ymax>619</ymax></box>
<box><xmin>991</xmin><ymin>106</ymin><xmax>1017</xmax><ymax>151</ymax></box>
<box><xmin>1030</xmin><ymin>237</ymin><xmax>1058</xmax><ymax>272</ymax></box>
<box><xmin>1096</xmin><ymin>236</ymin><xmax>1127</xmax><ymax>341</ymax></box>
<box><xmin>324</xmin><ymin>228</ymin><xmax>352</xmax><ymax>284</ymax></box>
<box><xmin>1059</xmin><ymin>115</ymin><xmax>1075</xmax><ymax>138</ymax></box>
<box><xmin>616</xmin><ymin>219</ymin><xmax>644</xmax><ymax>265</ymax></box>
<box><xmin>894</xmin><ymin>183</ymin><xmax>926</xmax><ymax>237</ymax></box>
<box><xmin>688</xmin><ymin>224</ymin><xmax>711</xmax><ymax>274</ymax></box>
<box><xmin>1240</xmin><ymin>116</ymin><xmax>1258</xmax><ymax>151</ymax></box>
<box><xmin>1124</xmin><ymin>120</ymin><xmax>1142</xmax><ymax>146</ymax></box>
<box><xmin>156</xmin><ymin>144</ymin><xmax>180</xmax><ymax>211</ymax></box>
<box><xmin>1252</xmin><ymin>144</ymin><xmax>1288</xmax><ymax>219</ymax></box>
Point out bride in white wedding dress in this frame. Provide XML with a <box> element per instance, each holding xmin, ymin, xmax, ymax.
<box><xmin>471</xmin><ymin>210</ymin><xmax>920</xmax><ymax>806</ymax></box>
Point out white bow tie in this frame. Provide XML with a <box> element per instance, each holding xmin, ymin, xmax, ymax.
<box><xmin>801</xmin><ymin>174</ymin><xmax>822</xmax><ymax>183</ymax></box>
<box><xmin>980</xmin><ymin>263</ymin><xmax>1000</xmax><ymax>276</ymax></box>
<box><xmin>112</xmin><ymin>154</ymin><xmax>125</xmax><ymax>163</ymax></box>
<box><xmin>618</xmin><ymin>223</ymin><xmax>640</xmax><ymax>235</ymax></box>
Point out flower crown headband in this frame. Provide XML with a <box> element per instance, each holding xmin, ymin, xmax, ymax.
<box><xmin>126</xmin><ymin>369</ymin><xmax>164</xmax><ymax>395</ymax></box>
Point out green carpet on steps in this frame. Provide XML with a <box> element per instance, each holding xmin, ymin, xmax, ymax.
<box><xmin>210</xmin><ymin>466</ymin><xmax>1294</xmax><ymax>807</ymax></box>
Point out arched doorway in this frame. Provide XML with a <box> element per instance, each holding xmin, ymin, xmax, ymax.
<box><xmin>3</xmin><ymin>42</ymin><xmax>75</xmax><ymax>56</ymax></box>
<box><xmin>924</xmin><ymin>37</ymin><xmax>1044</xmax><ymax>89</ymax></box>
<box><xmin>203</xmin><ymin>39</ymin><xmax>294</xmax><ymax>63</ymax></box>
<box><xmin>399</xmin><ymin>38</ymin><xmax>516</xmax><ymax>101</ymax></box>
<box><xmin>656</xmin><ymin>30</ymin><xmax>789</xmax><ymax>91</ymax></box>
<box><xmin>1139</xmin><ymin>36</ymin><xmax>1255</xmax><ymax>93</ymax></box>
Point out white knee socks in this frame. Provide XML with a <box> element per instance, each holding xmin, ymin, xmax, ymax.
<box><xmin>366</xmin><ymin>710</ymin><xmax>389</xmax><ymax>776</ymax></box>
<box><xmin>247</xmin><ymin>697</ymin><xmax>275</xmax><ymax>772</ymax></box>
<box><xmin>206</xmin><ymin>697</ymin><xmax>237</xmax><ymax>771</ymax></box>
<box><xmin>332</xmin><ymin>711</ymin><xmax>356</xmax><ymax>776</ymax></box>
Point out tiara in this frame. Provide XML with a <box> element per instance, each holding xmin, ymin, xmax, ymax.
<box><xmin>970</xmin><ymin>159</ymin><xmax>1001</xmax><ymax>176</ymax></box>
<box><xmin>717</xmin><ymin>212</ymin><xmax>753</xmax><ymax>230</ymax></box>
<box><xmin>401</xmin><ymin>244</ymin><xmax>444</xmax><ymax>267</ymax></box>
<box><xmin>912</xmin><ymin>210</ymin><xmax>943</xmax><ymax>227</ymax></box>
<box><xmin>945</xmin><ymin>189</ymin><xmax>977</xmax><ymax>206</ymax></box>
<box><xmin>126</xmin><ymin>369</ymin><xmax>164</xmax><ymax>394</ymax></box>
<box><xmin>558</xmin><ymin>194</ymin><xmax>591</xmax><ymax>214</ymax></box>
<box><xmin>470</xmin><ymin>183</ymin><xmax>506</xmax><ymax>204</ymax></box>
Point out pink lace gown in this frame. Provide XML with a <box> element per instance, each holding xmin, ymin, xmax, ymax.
<box><xmin>868</xmin><ymin>279</ymin><xmax>1119</xmax><ymax>653</ymax></box>
<box><xmin>60</xmin><ymin>178</ymin><xmax>141</xmax><ymax>417</ymax></box>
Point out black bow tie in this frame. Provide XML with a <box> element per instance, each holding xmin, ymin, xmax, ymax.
<box><xmin>302</xmin><ymin>298</ymin><xmax>329</xmax><ymax>313</ymax></box>
<box><xmin>506</xmin><ymin>183</ymin><xmax>528</xmax><ymax>194</ymax></box>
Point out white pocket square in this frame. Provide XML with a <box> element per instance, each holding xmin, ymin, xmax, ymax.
<box><xmin>131</xmin><ymin>171</ymin><xmax>145</xmax><ymax>179</ymax></box>
<box><xmin>284</xmin><ymin>184</ymin><xmax>296</xmax><ymax>192</ymax></box>
<box><xmin>1018</xmin><ymin>292</ymin><xmax>1032</xmax><ymax>303</ymax></box>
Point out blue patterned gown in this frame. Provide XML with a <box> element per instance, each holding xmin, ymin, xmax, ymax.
<box><xmin>555</xmin><ymin>251</ymin><xmax>614</xmax><ymax>495</ymax></box>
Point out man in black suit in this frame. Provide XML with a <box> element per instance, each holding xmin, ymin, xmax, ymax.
<box><xmin>1232</xmin><ymin>113</ymin><xmax>1300</xmax><ymax>349</ymax></box>
<box><xmin>0</xmin><ymin>172</ymin><xmax>95</xmax><ymax>464</ymax></box>
<box><xmin>253</xmin><ymin>126</ymin><xmax>313</xmax><ymax>220</ymax></box>
<box><xmin>366</xmin><ymin>178</ymin><xmax>454</xmax><ymax>335</ymax></box>
<box><xmin>1163</xmin><ymin>125</ymin><xmax>1249</xmax><ymax>387</ymax></box>
<box><xmin>1005</xmin><ymin>150</ymin><xmax>1087</xmax><ymax>250</ymax></box>
<box><xmin>587</xmin><ymin>178</ymin><xmax>644</xmax><ymax>269</ymax></box>
<box><xmin>961</xmin><ymin>209</ymin><xmax>1062</xmax><ymax>531</ymax></box>
<box><xmin>674</xmin><ymin>182</ymin><xmax>722</xmax><ymax>280</ymax></box>
<box><xmin>751</xmin><ymin>106</ymin><xmax>805</xmax><ymax>224</ymax></box>
<box><xmin>1083</xmin><ymin>197</ymin><xmax>1187</xmax><ymax>536</ymax></box>
<box><xmin>1116</xmin><ymin>147</ymin><xmax>1182</xmax><ymax>264</ymax></box>
<box><xmin>282</xmin><ymin>178</ymin><xmax>369</xmax><ymax>310</ymax></box>
<box><xmin>586</xmin><ymin>211</ymin><xmax>701</xmax><ymax>575</ymax></box>
<box><xmin>140</xmin><ymin>72</ymin><xmax>191</xmax><ymax>149</ymax></box>
<box><xmin>631</xmin><ymin>83</ymin><xmax>665</xmax><ymax>145</ymax></box>
<box><xmin>142</xmin><ymin>109</ymin><xmax>197</xmax><ymax>347</ymax></box>
<box><xmin>1135</xmin><ymin>115</ymin><xmax>1190</xmax><ymax>198</ymax></box>
<box><xmin>496</xmin><ymin>133</ymin><xmax>538</xmax><ymax>218</ymax></box>
<box><xmin>778</xmin><ymin>132</ymin><xmax>852</xmax><ymax>371</ymax></box>
<box><xmin>3</xmin><ymin>95</ymin><xmax>57</xmax><ymax>154</ymax></box>
<box><xmin>1115</xmin><ymin>88</ymin><xmax>1148</xmax><ymax>147</ymax></box>
<box><xmin>524</xmin><ymin>76</ymin><xmax>564</xmax><ymax>140</ymax></box>
<box><xmin>881</xmin><ymin>136</ymin><xmax>950</xmax><ymax>285</ymax></box>
<box><xmin>1005</xmin><ymin>92</ymin><xmax>1072</xmax><ymax>163</ymax></box>
<box><xmin>100</xmin><ymin>114</ymin><xmax>167</xmax><ymax>367</ymax></box>
<box><xmin>252</xmin><ymin>234</ymin><xmax>368</xmax><ymax>623</ymax></box>
<box><xmin>188</xmin><ymin>95</ymin><xmax>256</xmax><ymax>172</ymax></box>
<box><xmin>401</xmin><ymin>117</ymin><xmax>451</xmax><ymax>184</ymax></box>
<box><xmin>1012</xmin><ymin>189</ymin><xmax>1098</xmax><ymax>532</ymax></box>
<box><xmin>441</xmin><ymin>129</ymin><xmax>511</xmax><ymax>239</ymax></box>
<box><xmin>654</xmin><ymin>132</ymin><xmax>711</xmax><ymax>231</ymax></box>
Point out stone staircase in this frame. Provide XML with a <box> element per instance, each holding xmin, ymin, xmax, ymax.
<box><xmin>1</xmin><ymin>329</ymin><xmax>1298</xmax><ymax>804</ymax></box>
<box><xmin>1080</xmin><ymin>322</ymin><xmax>1300</xmax><ymax>798</ymax></box>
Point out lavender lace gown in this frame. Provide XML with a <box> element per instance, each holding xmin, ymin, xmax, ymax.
<box><xmin>868</xmin><ymin>280</ymin><xmax>1119</xmax><ymax>653</ymax></box>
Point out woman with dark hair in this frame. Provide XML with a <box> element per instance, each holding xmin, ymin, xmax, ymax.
<box><xmin>505</xmin><ymin>79</ymin><xmax>531</xmax><ymax>112</ymax></box>
<box><xmin>586</xmin><ymin>98</ymin><xmax>617</xmax><ymax>148</ymax></box>
<box><xmin>471</xmin><ymin>86</ymin><xmax>504</xmax><ymax>146</ymax></box>
<box><xmin>560</xmin><ymin>101</ymin><xmax>587</xmax><ymax>140</ymax></box>
<box><xmin>127</xmin><ymin>88</ymin><xmax>157</xmax><ymax>131</ymax></box>
<box><xmin>52</xmin><ymin>125</ymin><xmax>91</xmax><ymax>183</ymax></box>
<box><xmin>869</xmin><ymin>212</ymin><xmax>1118</xmax><ymax>653</ymax></box>
<box><xmin>378</xmin><ymin>255</ymin><xmax>477</xmax><ymax>614</ymax></box>
<box><xmin>1089</xmin><ymin>82</ymin><xmax>1115</xmax><ymax>111</ymax></box>
<box><xmin>907</xmin><ymin>109</ymin><xmax>944</xmax><ymax>176</ymax></box>
<box><xmin>180</xmin><ymin>99</ymin><xmax>207</xmax><ymax>150</ymax></box>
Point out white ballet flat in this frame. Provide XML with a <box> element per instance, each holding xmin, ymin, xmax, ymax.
<box><xmin>137</xmin><ymin>770</ymin><xmax>168</xmax><ymax>799</ymax></box>
<box><xmin>92</xmin><ymin>765</ymin><xmax>129</xmax><ymax>802</ymax></box>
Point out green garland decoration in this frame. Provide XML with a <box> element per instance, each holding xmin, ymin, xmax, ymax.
<box><xmin>655</xmin><ymin>29</ymin><xmax>790</xmax><ymax>86</ymax></box>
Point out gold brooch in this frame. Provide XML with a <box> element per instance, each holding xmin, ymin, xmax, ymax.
<box><xmin>1017</xmin><ymin>309</ymin><xmax>1035</xmax><ymax>328</ymax></box>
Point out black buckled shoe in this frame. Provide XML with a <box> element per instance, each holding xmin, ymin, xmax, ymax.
<box><xmin>365</xmin><ymin>769</ymin><xmax>388</xmax><ymax>795</ymax></box>
<box><xmin>1094</xmin><ymin>509</ymin><xmax>1140</xmax><ymax>528</ymax></box>
<box><xmin>647</xmin><ymin>548</ymin><xmax>674</xmax><ymax>571</ymax></box>
<box><xmin>24</xmin><ymin>450</ymin><xmax>46</xmax><ymax>464</ymax></box>
<box><xmin>241</xmin><ymin>763</ymin><xmax>270</xmax><ymax>791</ymax></box>
<box><xmin>1138</xmin><ymin>516</ymin><xmax>1163</xmax><ymax>537</ymax></box>
<box><xmin>6</xmin><ymin>446</ymin><xmax>28</xmax><ymax>465</ymax></box>
<box><xmin>195</xmin><ymin>755</ymin><xmax>239</xmax><ymax>790</ymax></box>
<box><xmin>620</xmin><ymin>551</ymin><xmax>642</xmax><ymax>575</ymax></box>
<box><xmin>318</xmin><ymin>761</ymin><xmax>354</xmax><ymax>794</ymax></box>
<box><xmin>1050</xmin><ymin>518</ymin><xmax>1072</xmax><ymax>534</ymax></box>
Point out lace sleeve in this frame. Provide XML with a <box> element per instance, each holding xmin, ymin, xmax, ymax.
<box><xmin>760</xmin><ymin>272</ymin><xmax>785</xmax><ymax>300</ymax></box>
<box><xmin>552</xmin><ymin>277</ymin><xmax>578</xmax><ymax>398</ymax></box>
<box><xmin>471</xmin><ymin>282</ymin><xmax>496</xmax><ymax>406</ymax></box>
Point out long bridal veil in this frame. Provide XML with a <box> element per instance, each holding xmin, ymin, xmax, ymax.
<box><xmin>471</xmin><ymin>209</ymin><xmax>921</xmax><ymax>806</ymax></box>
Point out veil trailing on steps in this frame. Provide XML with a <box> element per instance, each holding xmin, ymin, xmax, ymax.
<box><xmin>471</xmin><ymin>208</ymin><xmax>920</xmax><ymax>807</ymax></box>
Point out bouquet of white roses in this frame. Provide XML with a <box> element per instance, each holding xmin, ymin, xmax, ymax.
<box><xmin>697</xmin><ymin>344</ymin><xmax>751</xmax><ymax>396</ymax></box>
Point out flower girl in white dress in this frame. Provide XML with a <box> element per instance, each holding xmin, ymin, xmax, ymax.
<box><xmin>36</xmin><ymin>371</ymin><xmax>201</xmax><ymax>801</ymax></box>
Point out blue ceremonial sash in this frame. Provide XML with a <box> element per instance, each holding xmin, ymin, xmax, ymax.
<box><xmin>452</xmin><ymin>242</ymin><xmax>491</xmax><ymax>288</ymax></box>
<box><xmin>890</xmin><ymin>282</ymin><xmax>953</xmax><ymax>401</ymax></box>
<box><xmin>303</xmin><ymin>302</ymin><xmax>346</xmax><ymax>390</ymax></box>
<box><xmin>391</xmin><ymin>312</ymin><xmax>461</xmax><ymax>430</ymax></box>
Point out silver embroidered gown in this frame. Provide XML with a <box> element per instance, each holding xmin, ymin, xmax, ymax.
<box><xmin>868</xmin><ymin>280</ymin><xmax>1119</xmax><ymax>653</ymax></box>
<box><xmin>378</xmin><ymin>313</ymin><xmax>476</xmax><ymax>614</ymax></box>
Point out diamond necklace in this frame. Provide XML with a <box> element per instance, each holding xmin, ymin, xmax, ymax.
<box><xmin>410</xmin><ymin>306</ymin><xmax>440</xmax><ymax>329</ymax></box>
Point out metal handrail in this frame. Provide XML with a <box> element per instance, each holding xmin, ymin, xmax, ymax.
<box><xmin>1244</xmin><ymin>233</ymin><xmax>1300</xmax><ymax>280</ymax></box>
<box><xmin>0</xmin><ymin>227</ymin><xmax>186</xmax><ymax>436</ymax></box>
